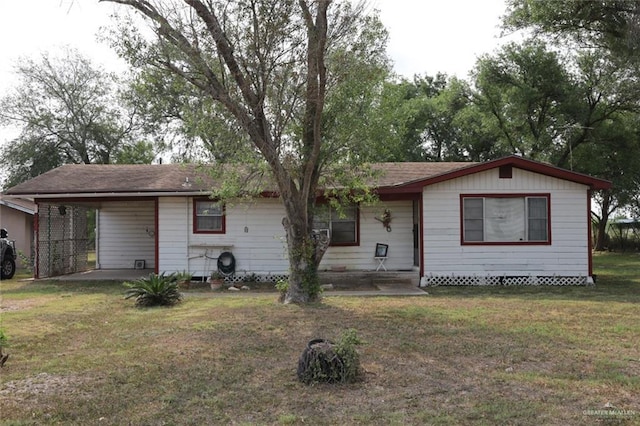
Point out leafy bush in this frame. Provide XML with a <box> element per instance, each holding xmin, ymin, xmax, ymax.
<box><xmin>124</xmin><ymin>273</ymin><xmax>182</xmax><ymax>307</ymax></box>
<box><xmin>0</xmin><ymin>327</ymin><xmax>9</xmax><ymax>368</ymax></box>
<box><xmin>334</xmin><ymin>329</ymin><xmax>362</xmax><ymax>382</ymax></box>
<box><xmin>297</xmin><ymin>329</ymin><xmax>363</xmax><ymax>384</ymax></box>
<box><xmin>0</xmin><ymin>328</ymin><xmax>8</xmax><ymax>348</ymax></box>
<box><xmin>275</xmin><ymin>279</ymin><xmax>289</xmax><ymax>293</ymax></box>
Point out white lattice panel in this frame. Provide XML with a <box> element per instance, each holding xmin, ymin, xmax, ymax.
<box><xmin>423</xmin><ymin>274</ymin><xmax>589</xmax><ymax>287</ymax></box>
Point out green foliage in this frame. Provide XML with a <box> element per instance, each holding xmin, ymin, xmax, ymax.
<box><xmin>16</xmin><ymin>250</ymin><xmax>33</xmax><ymax>273</ymax></box>
<box><xmin>297</xmin><ymin>329</ymin><xmax>362</xmax><ymax>385</ymax></box>
<box><xmin>113</xmin><ymin>141</ymin><xmax>156</xmax><ymax>164</ymax></box>
<box><xmin>124</xmin><ymin>273</ymin><xmax>182</xmax><ymax>307</ymax></box>
<box><xmin>473</xmin><ymin>40</ymin><xmax>571</xmax><ymax>162</ymax></box>
<box><xmin>210</xmin><ymin>270</ymin><xmax>224</xmax><ymax>281</ymax></box>
<box><xmin>0</xmin><ymin>328</ymin><xmax>8</xmax><ymax>348</ymax></box>
<box><xmin>242</xmin><ymin>272</ymin><xmax>259</xmax><ymax>283</ymax></box>
<box><xmin>0</xmin><ymin>48</ymin><xmax>154</xmax><ymax>189</ymax></box>
<box><xmin>503</xmin><ymin>0</ymin><xmax>640</xmax><ymax>58</ymax></box>
<box><xmin>174</xmin><ymin>270</ymin><xmax>193</xmax><ymax>283</ymax></box>
<box><xmin>104</xmin><ymin>1</ymin><xmax>391</xmax><ymax>304</ymax></box>
<box><xmin>333</xmin><ymin>328</ymin><xmax>363</xmax><ymax>383</ymax></box>
<box><xmin>296</xmin><ymin>241</ymin><xmax>323</xmax><ymax>301</ymax></box>
<box><xmin>275</xmin><ymin>279</ymin><xmax>289</xmax><ymax>294</ymax></box>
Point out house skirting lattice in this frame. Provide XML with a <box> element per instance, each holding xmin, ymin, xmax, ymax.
<box><xmin>421</xmin><ymin>274</ymin><xmax>590</xmax><ymax>287</ymax></box>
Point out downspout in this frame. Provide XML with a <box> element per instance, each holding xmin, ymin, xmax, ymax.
<box><xmin>587</xmin><ymin>189</ymin><xmax>594</xmax><ymax>278</ymax></box>
<box><xmin>34</xmin><ymin>206</ymin><xmax>40</xmax><ymax>279</ymax></box>
<box><xmin>419</xmin><ymin>191</ymin><xmax>425</xmax><ymax>284</ymax></box>
<box><xmin>95</xmin><ymin>210</ymin><xmax>100</xmax><ymax>269</ymax></box>
<box><xmin>154</xmin><ymin>198</ymin><xmax>159</xmax><ymax>275</ymax></box>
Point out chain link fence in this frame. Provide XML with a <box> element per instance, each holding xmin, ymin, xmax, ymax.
<box><xmin>36</xmin><ymin>203</ymin><xmax>90</xmax><ymax>278</ymax></box>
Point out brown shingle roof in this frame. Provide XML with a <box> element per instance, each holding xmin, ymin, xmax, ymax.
<box><xmin>4</xmin><ymin>164</ymin><xmax>215</xmax><ymax>195</ymax></box>
<box><xmin>4</xmin><ymin>162</ymin><xmax>475</xmax><ymax>197</ymax></box>
<box><xmin>370</xmin><ymin>162</ymin><xmax>475</xmax><ymax>187</ymax></box>
<box><xmin>3</xmin><ymin>156</ymin><xmax>611</xmax><ymax>197</ymax></box>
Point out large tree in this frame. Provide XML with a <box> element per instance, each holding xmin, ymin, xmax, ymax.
<box><xmin>502</xmin><ymin>1</ymin><xmax>640</xmax><ymax>248</ymax></box>
<box><xmin>0</xmin><ymin>48</ymin><xmax>152</xmax><ymax>189</ymax></box>
<box><xmin>504</xmin><ymin>0</ymin><xmax>640</xmax><ymax>58</ymax></box>
<box><xmin>101</xmin><ymin>0</ymin><xmax>388</xmax><ymax>303</ymax></box>
<box><xmin>473</xmin><ymin>40</ymin><xmax>573</xmax><ymax>163</ymax></box>
<box><xmin>473</xmin><ymin>40</ymin><xmax>640</xmax><ymax>249</ymax></box>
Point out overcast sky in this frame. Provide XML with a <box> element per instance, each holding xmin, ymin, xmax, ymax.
<box><xmin>0</xmin><ymin>0</ymin><xmax>511</xmax><ymax>144</ymax></box>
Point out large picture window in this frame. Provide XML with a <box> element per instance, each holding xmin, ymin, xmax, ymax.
<box><xmin>461</xmin><ymin>195</ymin><xmax>550</xmax><ymax>244</ymax></box>
<box><xmin>313</xmin><ymin>204</ymin><xmax>359</xmax><ymax>246</ymax></box>
<box><xmin>193</xmin><ymin>199</ymin><xmax>225</xmax><ymax>234</ymax></box>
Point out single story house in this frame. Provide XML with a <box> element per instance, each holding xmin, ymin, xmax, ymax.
<box><xmin>0</xmin><ymin>194</ymin><xmax>36</xmax><ymax>268</ymax></box>
<box><xmin>3</xmin><ymin>156</ymin><xmax>611</xmax><ymax>285</ymax></box>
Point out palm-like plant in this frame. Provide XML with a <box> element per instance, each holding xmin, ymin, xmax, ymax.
<box><xmin>124</xmin><ymin>273</ymin><xmax>182</xmax><ymax>307</ymax></box>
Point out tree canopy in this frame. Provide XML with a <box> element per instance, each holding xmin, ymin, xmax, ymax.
<box><xmin>0</xmin><ymin>48</ymin><xmax>153</xmax><ymax>189</ymax></box>
<box><xmin>101</xmin><ymin>0</ymin><xmax>390</xmax><ymax>303</ymax></box>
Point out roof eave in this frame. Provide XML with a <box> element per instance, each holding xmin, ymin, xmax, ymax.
<box><xmin>0</xmin><ymin>200</ymin><xmax>36</xmax><ymax>215</ymax></box>
<box><xmin>1</xmin><ymin>190</ymin><xmax>211</xmax><ymax>199</ymax></box>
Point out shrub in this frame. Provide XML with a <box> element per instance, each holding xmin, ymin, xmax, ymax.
<box><xmin>276</xmin><ymin>279</ymin><xmax>289</xmax><ymax>302</ymax></box>
<box><xmin>0</xmin><ymin>328</ymin><xmax>8</xmax><ymax>348</ymax></box>
<box><xmin>124</xmin><ymin>273</ymin><xmax>182</xmax><ymax>307</ymax></box>
<box><xmin>0</xmin><ymin>327</ymin><xmax>9</xmax><ymax>368</ymax></box>
<box><xmin>297</xmin><ymin>329</ymin><xmax>363</xmax><ymax>384</ymax></box>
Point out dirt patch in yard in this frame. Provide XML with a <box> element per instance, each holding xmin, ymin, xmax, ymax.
<box><xmin>0</xmin><ymin>372</ymin><xmax>95</xmax><ymax>399</ymax></box>
<box><xmin>0</xmin><ymin>298</ymin><xmax>48</xmax><ymax>313</ymax></box>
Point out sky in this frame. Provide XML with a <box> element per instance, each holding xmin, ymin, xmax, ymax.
<box><xmin>0</xmin><ymin>0</ymin><xmax>511</xmax><ymax>143</ymax></box>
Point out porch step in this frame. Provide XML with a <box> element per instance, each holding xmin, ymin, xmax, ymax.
<box><xmin>319</xmin><ymin>271</ymin><xmax>420</xmax><ymax>289</ymax></box>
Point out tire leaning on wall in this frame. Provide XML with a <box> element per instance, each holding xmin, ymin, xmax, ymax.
<box><xmin>217</xmin><ymin>252</ymin><xmax>236</xmax><ymax>276</ymax></box>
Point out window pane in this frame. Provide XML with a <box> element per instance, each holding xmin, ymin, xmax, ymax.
<box><xmin>314</xmin><ymin>203</ymin><xmax>357</xmax><ymax>245</ymax></box>
<box><xmin>485</xmin><ymin>198</ymin><xmax>525</xmax><ymax>242</ymax></box>
<box><xmin>335</xmin><ymin>205</ymin><xmax>357</xmax><ymax>220</ymax></box>
<box><xmin>463</xmin><ymin>198</ymin><xmax>484</xmax><ymax>241</ymax></box>
<box><xmin>528</xmin><ymin>197</ymin><xmax>547</xmax><ymax>218</ymax></box>
<box><xmin>528</xmin><ymin>198</ymin><xmax>548</xmax><ymax>241</ymax></box>
<box><xmin>195</xmin><ymin>200</ymin><xmax>223</xmax><ymax>231</ymax></box>
<box><xmin>197</xmin><ymin>201</ymin><xmax>222</xmax><ymax>216</ymax></box>
<box><xmin>331</xmin><ymin>222</ymin><xmax>356</xmax><ymax>243</ymax></box>
<box><xmin>312</xmin><ymin>205</ymin><xmax>330</xmax><ymax>230</ymax></box>
<box><xmin>197</xmin><ymin>216</ymin><xmax>222</xmax><ymax>231</ymax></box>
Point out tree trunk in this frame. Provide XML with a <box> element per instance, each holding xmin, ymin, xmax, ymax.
<box><xmin>281</xmin><ymin>211</ymin><xmax>329</xmax><ymax>304</ymax></box>
<box><xmin>595</xmin><ymin>218</ymin><xmax>608</xmax><ymax>251</ymax></box>
<box><xmin>594</xmin><ymin>193</ymin><xmax>611</xmax><ymax>251</ymax></box>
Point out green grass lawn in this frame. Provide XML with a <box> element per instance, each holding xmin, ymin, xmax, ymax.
<box><xmin>1</xmin><ymin>252</ymin><xmax>639</xmax><ymax>425</ymax></box>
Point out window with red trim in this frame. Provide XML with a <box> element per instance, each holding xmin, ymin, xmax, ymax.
<box><xmin>462</xmin><ymin>195</ymin><xmax>550</xmax><ymax>244</ymax></box>
<box><xmin>194</xmin><ymin>199</ymin><xmax>225</xmax><ymax>234</ymax></box>
<box><xmin>312</xmin><ymin>203</ymin><xmax>358</xmax><ymax>245</ymax></box>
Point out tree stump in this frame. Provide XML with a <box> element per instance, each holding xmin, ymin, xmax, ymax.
<box><xmin>297</xmin><ymin>338</ymin><xmax>360</xmax><ymax>384</ymax></box>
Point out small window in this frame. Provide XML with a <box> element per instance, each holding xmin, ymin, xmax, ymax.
<box><xmin>313</xmin><ymin>203</ymin><xmax>359</xmax><ymax>246</ymax></box>
<box><xmin>499</xmin><ymin>165</ymin><xmax>513</xmax><ymax>178</ymax></box>
<box><xmin>462</xmin><ymin>195</ymin><xmax>550</xmax><ymax>244</ymax></box>
<box><xmin>194</xmin><ymin>199</ymin><xmax>225</xmax><ymax>234</ymax></box>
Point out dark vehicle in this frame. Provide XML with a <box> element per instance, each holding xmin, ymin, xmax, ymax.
<box><xmin>0</xmin><ymin>228</ymin><xmax>16</xmax><ymax>280</ymax></box>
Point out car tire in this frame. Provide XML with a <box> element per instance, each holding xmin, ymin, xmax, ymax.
<box><xmin>1</xmin><ymin>258</ymin><xmax>16</xmax><ymax>280</ymax></box>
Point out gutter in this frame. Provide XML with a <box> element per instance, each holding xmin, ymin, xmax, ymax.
<box><xmin>1</xmin><ymin>191</ymin><xmax>209</xmax><ymax>199</ymax></box>
<box><xmin>0</xmin><ymin>200</ymin><xmax>36</xmax><ymax>215</ymax></box>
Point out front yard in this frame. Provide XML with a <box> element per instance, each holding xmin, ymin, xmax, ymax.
<box><xmin>0</xmin><ymin>252</ymin><xmax>638</xmax><ymax>425</ymax></box>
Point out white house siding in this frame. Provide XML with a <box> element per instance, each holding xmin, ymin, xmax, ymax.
<box><xmin>156</xmin><ymin>197</ymin><xmax>415</xmax><ymax>277</ymax></box>
<box><xmin>158</xmin><ymin>197</ymin><xmax>289</xmax><ymax>277</ymax></box>
<box><xmin>97</xmin><ymin>201</ymin><xmax>155</xmax><ymax>269</ymax></box>
<box><xmin>422</xmin><ymin>168</ymin><xmax>590</xmax><ymax>284</ymax></box>
<box><xmin>320</xmin><ymin>200</ymin><xmax>415</xmax><ymax>271</ymax></box>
